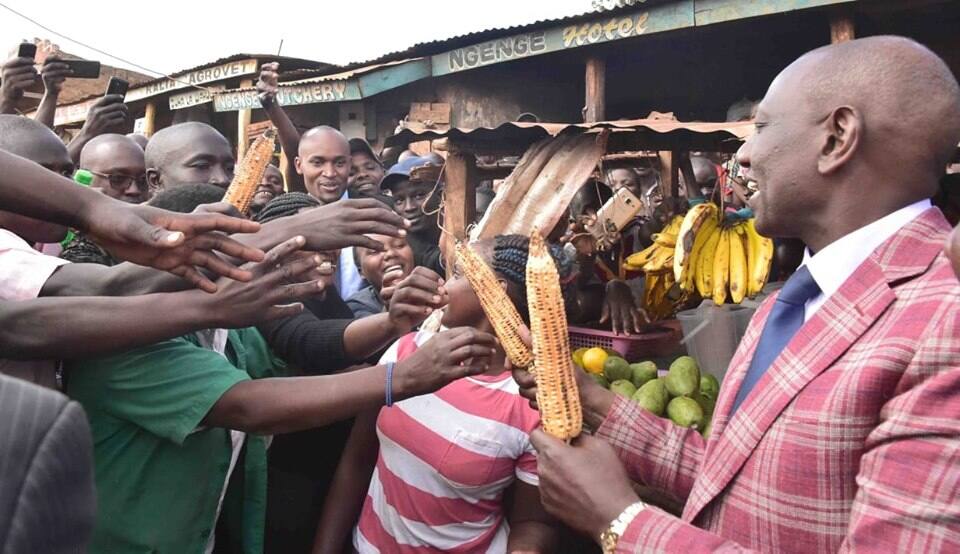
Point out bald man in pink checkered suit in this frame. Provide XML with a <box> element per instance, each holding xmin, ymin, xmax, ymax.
<box><xmin>519</xmin><ymin>36</ymin><xmax>960</xmax><ymax>553</ymax></box>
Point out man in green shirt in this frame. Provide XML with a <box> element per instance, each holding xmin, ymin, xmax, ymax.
<box><xmin>68</xmin><ymin>322</ymin><xmax>497</xmax><ymax>553</ymax></box>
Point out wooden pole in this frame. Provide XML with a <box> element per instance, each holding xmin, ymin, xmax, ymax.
<box><xmin>237</xmin><ymin>78</ymin><xmax>254</xmax><ymax>159</ymax></box>
<box><xmin>142</xmin><ymin>101</ymin><xmax>156</xmax><ymax>137</ymax></box>
<box><xmin>830</xmin><ymin>11</ymin><xmax>855</xmax><ymax>43</ymax></box>
<box><xmin>442</xmin><ymin>148</ymin><xmax>477</xmax><ymax>277</ymax></box>
<box><xmin>658</xmin><ymin>151</ymin><xmax>681</xmax><ymax>198</ymax></box>
<box><xmin>278</xmin><ymin>149</ymin><xmax>291</xmax><ymax>192</ymax></box>
<box><xmin>584</xmin><ymin>56</ymin><xmax>606</xmax><ymax>123</ymax></box>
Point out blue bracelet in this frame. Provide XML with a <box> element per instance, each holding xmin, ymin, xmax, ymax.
<box><xmin>385</xmin><ymin>362</ymin><xmax>395</xmax><ymax>407</ymax></box>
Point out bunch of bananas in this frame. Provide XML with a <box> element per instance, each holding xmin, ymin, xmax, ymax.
<box><xmin>673</xmin><ymin>203</ymin><xmax>774</xmax><ymax>305</ymax></box>
<box><xmin>624</xmin><ymin>215</ymin><xmax>688</xmax><ymax>320</ymax></box>
<box><xmin>622</xmin><ymin>204</ymin><xmax>775</xmax><ymax>317</ymax></box>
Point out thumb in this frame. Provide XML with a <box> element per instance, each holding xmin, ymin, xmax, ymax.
<box><xmin>124</xmin><ymin>217</ymin><xmax>184</xmax><ymax>250</ymax></box>
<box><xmin>599</xmin><ymin>302</ymin><xmax>610</xmax><ymax>324</ymax></box>
<box><xmin>529</xmin><ymin>428</ymin><xmax>560</xmax><ymax>453</ymax></box>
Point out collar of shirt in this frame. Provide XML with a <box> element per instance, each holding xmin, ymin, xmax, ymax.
<box><xmin>801</xmin><ymin>199</ymin><xmax>931</xmax><ymax>320</ymax></box>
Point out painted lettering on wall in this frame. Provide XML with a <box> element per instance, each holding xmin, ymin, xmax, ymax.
<box><xmin>447</xmin><ymin>32</ymin><xmax>547</xmax><ymax>72</ymax></box>
<box><xmin>213</xmin><ymin>81</ymin><xmax>352</xmax><ymax>112</ymax></box>
<box><xmin>561</xmin><ymin>12</ymin><xmax>649</xmax><ymax>48</ymax></box>
<box><xmin>125</xmin><ymin>59</ymin><xmax>258</xmax><ymax>103</ymax></box>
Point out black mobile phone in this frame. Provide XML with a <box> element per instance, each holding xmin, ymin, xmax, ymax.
<box><xmin>62</xmin><ymin>59</ymin><xmax>101</xmax><ymax>79</ymax></box>
<box><xmin>17</xmin><ymin>42</ymin><xmax>37</xmax><ymax>60</ymax></box>
<box><xmin>105</xmin><ymin>77</ymin><xmax>129</xmax><ymax>97</ymax></box>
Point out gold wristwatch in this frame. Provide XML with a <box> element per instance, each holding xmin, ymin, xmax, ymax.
<box><xmin>600</xmin><ymin>501</ymin><xmax>646</xmax><ymax>554</ymax></box>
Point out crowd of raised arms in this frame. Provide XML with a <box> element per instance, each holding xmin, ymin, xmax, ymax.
<box><xmin>0</xmin><ymin>34</ymin><xmax>959</xmax><ymax>554</ymax></box>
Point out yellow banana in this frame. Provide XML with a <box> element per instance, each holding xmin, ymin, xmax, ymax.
<box><xmin>728</xmin><ymin>225</ymin><xmax>748</xmax><ymax>304</ymax></box>
<box><xmin>745</xmin><ymin>219</ymin><xmax>774</xmax><ymax>296</ymax></box>
<box><xmin>712</xmin><ymin>228</ymin><xmax>730</xmax><ymax>305</ymax></box>
<box><xmin>698</xmin><ymin>226</ymin><xmax>721</xmax><ymax>298</ymax></box>
<box><xmin>673</xmin><ymin>203</ymin><xmax>719</xmax><ymax>282</ymax></box>
<box><xmin>681</xmin><ymin>215</ymin><xmax>719</xmax><ymax>292</ymax></box>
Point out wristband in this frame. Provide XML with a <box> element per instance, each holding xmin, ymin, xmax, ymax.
<box><xmin>600</xmin><ymin>500</ymin><xmax>645</xmax><ymax>554</ymax></box>
<box><xmin>385</xmin><ymin>362</ymin><xmax>395</xmax><ymax>407</ymax></box>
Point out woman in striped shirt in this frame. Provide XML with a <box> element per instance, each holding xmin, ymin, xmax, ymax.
<box><xmin>315</xmin><ymin>235</ymin><xmax>579</xmax><ymax>553</ymax></box>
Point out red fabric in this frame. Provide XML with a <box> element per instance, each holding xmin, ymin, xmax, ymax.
<box><xmin>598</xmin><ymin>208</ymin><xmax>960</xmax><ymax>553</ymax></box>
<box><xmin>395</xmin><ymin>332</ymin><xmax>419</xmax><ymax>361</ymax></box>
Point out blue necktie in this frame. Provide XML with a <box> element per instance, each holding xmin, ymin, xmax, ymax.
<box><xmin>731</xmin><ymin>266</ymin><xmax>821</xmax><ymax>413</ymax></box>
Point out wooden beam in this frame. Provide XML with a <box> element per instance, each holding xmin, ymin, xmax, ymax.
<box><xmin>584</xmin><ymin>56</ymin><xmax>606</xmax><ymax>123</ymax></box>
<box><xmin>658</xmin><ymin>151</ymin><xmax>682</xmax><ymax>198</ymax></box>
<box><xmin>142</xmin><ymin>101</ymin><xmax>157</xmax><ymax>137</ymax></box>
<box><xmin>236</xmin><ymin>78</ymin><xmax>254</xmax><ymax>159</ymax></box>
<box><xmin>830</xmin><ymin>10</ymin><xmax>855</xmax><ymax>43</ymax></box>
<box><xmin>278</xmin><ymin>149</ymin><xmax>291</xmax><ymax>193</ymax></box>
<box><xmin>442</xmin><ymin>149</ymin><xmax>478</xmax><ymax>276</ymax></box>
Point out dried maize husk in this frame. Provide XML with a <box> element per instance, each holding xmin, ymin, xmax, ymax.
<box><xmin>526</xmin><ymin>231</ymin><xmax>582</xmax><ymax>440</ymax></box>
<box><xmin>455</xmin><ymin>241</ymin><xmax>533</xmax><ymax>369</ymax></box>
<box><xmin>222</xmin><ymin>128</ymin><xmax>277</xmax><ymax>214</ymax></box>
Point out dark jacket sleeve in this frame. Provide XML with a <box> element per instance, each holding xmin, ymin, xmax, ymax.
<box><xmin>0</xmin><ymin>376</ymin><xmax>96</xmax><ymax>554</ymax></box>
<box><xmin>257</xmin><ymin>314</ymin><xmax>354</xmax><ymax>375</ymax></box>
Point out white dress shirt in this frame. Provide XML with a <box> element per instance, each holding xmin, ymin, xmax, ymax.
<box><xmin>801</xmin><ymin>199</ymin><xmax>931</xmax><ymax>321</ymax></box>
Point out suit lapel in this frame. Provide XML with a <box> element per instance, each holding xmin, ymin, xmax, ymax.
<box><xmin>682</xmin><ymin>208</ymin><xmax>950</xmax><ymax>522</ymax></box>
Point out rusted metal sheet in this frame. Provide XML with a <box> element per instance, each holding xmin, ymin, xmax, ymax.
<box><xmin>389</xmin><ymin>118</ymin><xmax>754</xmax><ymax>154</ymax></box>
<box><xmin>471</xmin><ymin>133</ymin><xmax>606</xmax><ymax>241</ymax></box>
<box><xmin>693</xmin><ymin>0</ymin><xmax>855</xmax><ymax>26</ymax></box>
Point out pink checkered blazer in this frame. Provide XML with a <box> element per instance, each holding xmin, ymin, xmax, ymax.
<box><xmin>598</xmin><ymin>208</ymin><xmax>960</xmax><ymax>553</ymax></box>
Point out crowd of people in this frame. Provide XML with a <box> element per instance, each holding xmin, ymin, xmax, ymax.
<box><xmin>0</xmin><ymin>34</ymin><xmax>958</xmax><ymax>554</ymax></box>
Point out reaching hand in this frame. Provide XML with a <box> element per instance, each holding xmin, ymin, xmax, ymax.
<box><xmin>40</xmin><ymin>57</ymin><xmax>71</xmax><ymax>95</ymax></box>
<box><xmin>257</xmin><ymin>61</ymin><xmax>280</xmax><ymax>106</ymax></box>
<box><xmin>600</xmin><ymin>279</ymin><xmax>650</xmax><ymax>335</ymax></box>
<box><xmin>529</xmin><ymin>430</ymin><xmax>641</xmax><ymax>540</ymax></box>
<box><xmin>85</xmin><ymin>199</ymin><xmax>265</xmax><ymax>292</ymax></box>
<box><xmin>393</xmin><ymin>327</ymin><xmax>497</xmax><ymax>399</ymax></box>
<box><xmin>78</xmin><ymin>94</ymin><xmax>128</xmax><ymax>137</ymax></box>
<box><xmin>276</xmin><ymin>198</ymin><xmax>409</xmax><ymax>252</ymax></box>
<box><xmin>387</xmin><ymin>267</ymin><xmax>448</xmax><ymax>333</ymax></box>
<box><xmin>0</xmin><ymin>55</ymin><xmax>38</xmax><ymax>107</ymax></box>
<box><xmin>206</xmin><ymin>235</ymin><xmax>324</xmax><ymax>327</ymax></box>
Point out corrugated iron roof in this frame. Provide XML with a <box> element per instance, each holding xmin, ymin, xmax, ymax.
<box><xmin>127</xmin><ymin>53</ymin><xmax>336</xmax><ymax>92</ymax></box>
<box><xmin>223</xmin><ymin>58</ymin><xmax>425</xmax><ymax>93</ymax></box>
<box><xmin>306</xmin><ymin>2</ymin><xmax>666</xmax><ymax>74</ymax></box>
<box><xmin>386</xmin><ymin>118</ymin><xmax>754</xmax><ymax>153</ymax></box>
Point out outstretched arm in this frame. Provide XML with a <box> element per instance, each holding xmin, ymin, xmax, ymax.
<box><xmin>313</xmin><ymin>408</ymin><xmax>380</xmax><ymax>554</ymax></box>
<box><xmin>203</xmin><ymin>327</ymin><xmax>497</xmax><ymax>435</ymax></box>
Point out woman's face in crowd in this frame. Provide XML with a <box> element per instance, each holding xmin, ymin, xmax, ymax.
<box><xmin>358</xmin><ymin>234</ymin><xmax>415</xmax><ymax>291</ymax></box>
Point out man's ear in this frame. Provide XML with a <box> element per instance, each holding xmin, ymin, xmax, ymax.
<box><xmin>817</xmin><ymin>105</ymin><xmax>861</xmax><ymax>175</ymax></box>
<box><xmin>294</xmin><ymin>156</ymin><xmax>304</xmax><ymax>176</ymax></box>
<box><xmin>145</xmin><ymin>168</ymin><xmax>162</xmax><ymax>194</ymax></box>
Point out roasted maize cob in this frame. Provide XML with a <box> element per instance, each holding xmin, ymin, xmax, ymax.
<box><xmin>222</xmin><ymin>128</ymin><xmax>277</xmax><ymax>214</ymax></box>
<box><xmin>454</xmin><ymin>241</ymin><xmax>533</xmax><ymax>369</ymax></box>
<box><xmin>526</xmin><ymin>231</ymin><xmax>582</xmax><ymax>440</ymax></box>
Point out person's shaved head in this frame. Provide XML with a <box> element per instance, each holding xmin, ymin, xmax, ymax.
<box><xmin>80</xmin><ymin>134</ymin><xmax>148</xmax><ymax>204</ymax></box>
<box><xmin>737</xmin><ymin>36</ymin><xmax>960</xmax><ymax>251</ymax></box>
<box><xmin>295</xmin><ymin>125</ymin><xmax>350</xmax><ymax>204</ymax></box>
<box><xmin>0</xmin><ymin>115</ymin><xmax>74</xmax><ymax>177</ymax></box>
<box><xmin>127</xmin><ymin>133</ymin><xmax>149</xmax><ymax>150</ymax></box>
<box><xmin>0</xmin><ymin>115</ymin><xmax>71</xmax><ymax>242</ymax></box>
<box><xmin>145</xmin><ymin>122</ymin><xmax>235</xmax><ymax>194</ymax></box>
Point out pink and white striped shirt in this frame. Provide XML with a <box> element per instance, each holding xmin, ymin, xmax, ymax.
<box><xmin>354</xmin><ymin>330</ymin><xmax>540</xmax><ymax>553</ymax></box>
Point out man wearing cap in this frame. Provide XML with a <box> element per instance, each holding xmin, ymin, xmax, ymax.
<box><xmin>380</xmin><ymin>156</ymin><xmax>444</xmax><ymax>275</ymax></box>
<box><xmin>348</xmin><ymin>138</ymin><xmax>385</xmax><ymax>197</ymax></box>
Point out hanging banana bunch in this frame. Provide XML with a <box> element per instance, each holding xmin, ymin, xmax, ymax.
<box><xmin>624</xmin><ymin>205</ymin><xmax>775</xmax><ymax>314</ymax></box>
<box><xmin>666</xmin><ymin>202</ymin><xmax>774</xmax><ymax>305</ymax></box>
<box><xmin>623</xmin><ymin>215</ymin><xmax>688</xmax><ymax>320</ymax></box>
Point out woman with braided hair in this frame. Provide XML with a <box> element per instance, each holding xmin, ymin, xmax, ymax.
<box><xmin>253</xmin><ymin>193</ymin><xmax>459</xmax><ymax>552</ymax></box>
<box><xmin>315</xmin><ymin>234</ymin><xmax>566</xmax><ymax>554</ymax></box>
